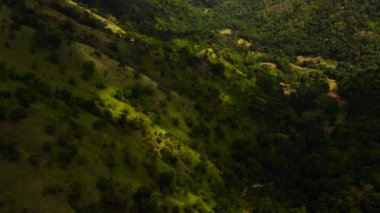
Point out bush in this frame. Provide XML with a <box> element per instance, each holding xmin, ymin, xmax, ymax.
<box><xmin>0</xmin><ymin>67</ymin><xmax>8</xmax><ymax>81</ymax></box>
<box><xmin>96</xmin><ymin>177</ymin><xmax>128</xmax><ymax>212</ymax></box>
<box><xmin>42</xmin><ymin>142</ymin><xmax>53</xmax><ymax>153</ymax></box>
<box><xmin>214</xmin><ymin>125</ymin><xmax>224</xmax><ymax>139</ymax></box>
<box><xmin>16</xmin><ymin>72</ymin><xmax>51</xmax><ymax>97</ymax></box>
<box><xmin>34</xmin><ymin>24</ymin><xmax>62</xmax><ymax>49</ymax></box>
<box><xmin>0</xmin><ymin>105</ymin><xmax>7</xmax><ymax>120</ymax></box>
<box><xmin>93</xmin><ymin>119</ymin><xmax>107</xmax><ymax>130</ymax></box>
<box><xmin>42</xmin><ymin>184</ymin><xmax>64</xmax><ymax>196</ymax></box>
<box><xmin>0</xmin><ymin>90</ymin><xmax>11</xmax><ymax>99</ymax></box>
<box><xmin>46</xmin><ymin>51</ymin><xmax>60</xmax><ymax>64</ymax></box>
<box><xmin>161</xmin><ymin>147</ymin><xmax>177</xmax><ymax>166</ymax></box>
<box><xmin>95</xmin><ymin>78</ymin><xmax>107</xmax><ymax>89</ymax></box>
<box><xmin>67</xmin><ymin>181</ymin><xmax>84</xmax><ymax>210</ymax></box>
<box><xmin>185</xmin><ymin>117</ymin><xmax>194</xmax><ymax>127</ymax></box>
<box><xmin>210</xmin><ymin>62</ymin><xmax>226</xmax><ymax>78</ymax></box>
<box><xmin>82</xmin><ymin>61</ymin><xmax>95</xmax><ymax>80</ymax></box>
<box><xmin>172</xmin><ymin>117</ymin><xmax>180</xmax><ymax>127</ymax></box>
<box><xmin>113</xmin><ymin>110</ymin><xmax>126</xmax><ymax>128</ymax></box>
<box><xmin>69</xmin><ymin>120</ymin><xmax>83</xmax><ymax>140</ymax></box>
<box><xmin>123</xmin><ymin>147</ymin><xmax>138</xmax><ymax>169</ymax></box>
<box><xmin>127</xmin><ymin>117</ymin><xmax>145</xmax><ymax>130</ymax></box>
<box><xmin>159</xmin><ymin>100</ymin><xmax>167</xmax><ymax>109</ymax></box>
<box><xmin>114</xmin><ymin>84</ymin><xmax>154</xmax><ymax>104</ymax></box>
<box><xmin>78</xmin><ymin>98</ymin><xmax>102</xmax><ymax>116</ymax></box>
<box><xmin>55</xmin><ymin>88</ymin><xmax>73</xmax><ymax>103</ymax></box>
<box><xmin>57</xmin><ymin>149</ymin><xmax>77</xmax><ymax>166</ymax></box>
<box><xmin>0</xmin><ymin>142</ymin><xmax>22</xmax><ymax>162</ymax></box>
<box><xmin>190</xmin><ymin>124</ymin><xmax>210</xmax><ymax>138</ymax></box>
<box><xmin>133</xmin><ymin>186</ymin><xmax>158</xmax><ymax>213</ymax></box>
<box><xmin>28</xmin><ymin>154</ymin><xmax>40</xmax><ymax>167</ymax></box>
<box><xmin>45</xmin><ymin>124</ymin><xmax>57</xmax><ymax>135</ymax></box>
<box><xmin>10</xmin><ymin>107</ymin><xmax>27</xmax><ymax>121</ymax></box>
<box><xmin>56</xmin><ymin>134</ymin><xmax>78</xmax><ymax>167</ymax></box>
<box><xmin>68</xmin><ymin>77</ymin><xmax>76</xmax><ymax>86</ymax></box>
<box><xmin>14</xmin><ymin>87</ymin><xmax>36</xmax><ymax>108</ymax></box>
<box><xmin>142</xmin><ymin>158</ymin><xmax>158</xmax><ymax>177</ymax></box>
<box><xmin>158</xmin><ymin>171</ymin><xmax>176</xmax><ymax>195</ymax></box>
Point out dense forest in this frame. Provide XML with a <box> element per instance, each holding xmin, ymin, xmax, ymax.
<box><xmin>0</xmin><ymin>0</ymin><xmax>379</xmax><ymax>212</ymax></box>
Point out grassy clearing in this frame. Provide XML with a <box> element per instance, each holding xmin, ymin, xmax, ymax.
<box><xmin>296</xmin><ymin>55</ymin><xmax>337</xmax><ymax>69</ymax></box>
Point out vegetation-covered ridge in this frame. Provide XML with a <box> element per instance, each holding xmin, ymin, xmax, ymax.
<box><xmin>0</xmin><ymin>0</ymin><xmax>379</xmax><ymax>212</ymax></box>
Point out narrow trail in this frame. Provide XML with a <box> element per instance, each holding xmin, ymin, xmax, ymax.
<box><xmin>326</xmin><ymin>79</ymin><xmax>347</xmax><ymax>135</ymax></box>
<box><xmin>328</xmin><ymin>79</ymin><xmax>347</xmax><ymax>109</ymax></box>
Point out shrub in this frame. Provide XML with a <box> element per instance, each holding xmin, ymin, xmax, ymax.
<box><xmin>20</xmin><ymin>73</ymin><xmax>51</xmax><ymax>97</ymax></box>
<box><xmin>45</xmin><ymin>124</ymin><xmax>57</xmax><ymax>135</ymax></box>
<box><xmin>93</xmin><ymin>119</ymin><xmax>107</xmax><ymax>130</ymax></box>
<box><xmin>101</xmin><ymin>109</ymin><xmax>114</xmax><ymax>123</ymax></box>
<box><xmin>10</xmin><ymin>107</ymin><xmax>27</xmax><ymax>121</ymax></box>
<box><xmin>14</xmin><ymin>87</ymin><xmax>36</xmax><ymax>108</ymax></box>
<box><xmin>127</xmin><ymin>117</ymin><xmax>145</xmax><ymax>130</ymax></box>
<box><xmin>185</xmin><ymin>117</ymin><xmax>194</xmax><ymax>127</ymax></box>
<box><xmin>42</xmin><ymin>184</ymin><xmax>64</xmax><ymax>196</ymax></box>
<box><xmin>190</xmin><ymin>124</ymin><xmax>210</xmax><ymax>138</ymax></box>
<box><xmin>0</xmin><ymin>142</ymin><xmax>22</xmax><ymax>162</ymax></box>
<box><xmin>161</xmin><ymin>147</ymin><xmax>177</xmax><ymax>166</ymax></box>
<box><xmin>172</xmin><ymin>117</ymin><xmax>180</xmax><ymax>127</ymax></box>
<box><xmin>69</xmin><ymin>120</ymin><xmax>83</xmax><ymax>140</ymax></box>
<box><xmin>34</xmin><ymin>24</ymin><xmax>62</xmax><ymax>49</ymax></box>
<box><xmin>194</xmin><ymin>161</ymin><xmax>207</xmax><ymax>174</ymax></box>
<box><xmin>116</xmin><ymin>110</ymin><xmax>128</xmax><ymax>127</ymax></box>
<box><xmin>82</xmin><ymin>61</ymin><xmax>95</xmax><ymax>81</ymax></box>
<box><xmin>107</xmin><ymin>41</ymin><xmax>119</xmax><ymax>52</ymax></box>
<box><xmin>114</xmin><ymin>84</ymin><xmax>154</xmax><ymax>105</ymax></box>
<box><xmin>158</xmin><ymin>171</ymin><xmax>176</xmax><ymax>195</ymax></box>
<box><xmin>214</xmin><ymin>125</ymin><xmax>224</xmax><ymax>139</ymax></box>
<box><xmin>0</xmin><ymin>90</ymin><xmax>11</xmax><ymax>99</ymax></box>
<box><xmin>55</xmin><ymin>88</ymin><xmax>73</xmax><ymax>103</ymax></box>
<box><xmin>56</xmin><ymin>134</ymin><xmax>78</xmax><ymax>166</ymax></box>
<box><xmin>0</xmin><ymin>105</ymin><xmax>7</xmax><ymax>120</ymax></box>
<box><xmin>78</xmin><ymin>98</ymin><xmax>102</xmax><ymax>116</ymax></box>
<box><xmin>46</xmin><ymin>51</ymin><xmax>60</xmax><ymax>64</ymax></box>
<box><xmin>42</xmin><ymin>142</ymin><xmax>53</xmax><ymax>153</ymax></box>
<box><xmin>67</xmin><ymin>181</ymin><xmax>84</xmax><ymax>210</ymax></box>
<box><xmin>123</xmin><ymin>147</ymin><xmax>138</xmax><ymax>170</ymax></box>
<box><xmin>57</xmin><ymin>133</ymin><xmax>74</xmax><ymax>148</ymax></box>
<box><xmin>28</xmin><ymin>154</ymin><xmax>41</xmax><ymax>167</ymax></box>
<box><xmin>210</xmin><ymin>62</ymin><xmax>226</xmax><ymax>78</ymax></box>
<box><xmin>133</xmin><ymin>186</ymin><xmax>157</xmax><ymax>213</ymax></box>
<box><xmin>104</xmin><ymin>154</ymin><xmax>116</xmax><ymax>171</ymax></box>
<box><xmin>172</xmin><ymin>206</ymin><xmax>181</xmax><ymax>213</ymax></box>
<box><xmin>68</xmin><ymin>77</ymin><xmax>76</xmax><ymax>86</ymax></box>
<box><xmin>96</xmin><ymin>177</ymin><xmax>129</xmax><ymax>212</ymax></box>
<box><xmin>0</xmin><ymin>63</ymin><xmax>8</xmax><ymax>80</ymax></box>
<box><xmin>95</xmin><ymin>78</ymin><xmax>107</xmax><ymax>89</ymax></box>
<box><xmin>57</xmin><ymin>149</ymin><xmax>77</xmax><ymax>166</ymax></box>
<box><xmin>142</xmin><ymin>158</ymin><xmax>158</xmax><ymax>177</ymax></box>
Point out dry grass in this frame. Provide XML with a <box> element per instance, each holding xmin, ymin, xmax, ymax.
<box><xmin>219</xmin><ymin>28</ymin><xmax>232</xmax><ymax>35</ymax></box>
<box><xmin>237</xmin><ymin>38</ymin><xmax>252</xmax><ymax>48</ymax></box>
<box><xmin>259</xmin><ymin>62</ymin><xmax>277</xmax><ymax>69</ymax></box>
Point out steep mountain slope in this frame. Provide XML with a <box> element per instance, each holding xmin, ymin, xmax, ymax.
<box><xmin>0</xmin><ymin>0</ymin><xmax>380</xmax><ymax>212</ymax></box>
<box><xmin>0</xmin><ymin>0</ymin><xmax>226</xmax><ymax>211</ymax></box>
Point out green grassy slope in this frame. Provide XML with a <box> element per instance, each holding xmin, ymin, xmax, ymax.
<box><xmin>1</xmin><ymin>0</ymin><xmax>380</xmax><ymax>212</ymax></box>
<box><xmin>0</xmin><ymin>1</ymin><xmax>228</xmax><ymax>212</ymax></box>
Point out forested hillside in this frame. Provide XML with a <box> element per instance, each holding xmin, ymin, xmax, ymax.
<box><xmin>0</xmin><ymin>0</ymin><xmax>379</xmax><ymax>212</ymax></box>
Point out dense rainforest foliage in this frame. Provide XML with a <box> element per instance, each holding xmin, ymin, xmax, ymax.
<box><xmin>0</xmin><ymin>0</ymin><xmax>379</xmax><ymax>212</ymax></box>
